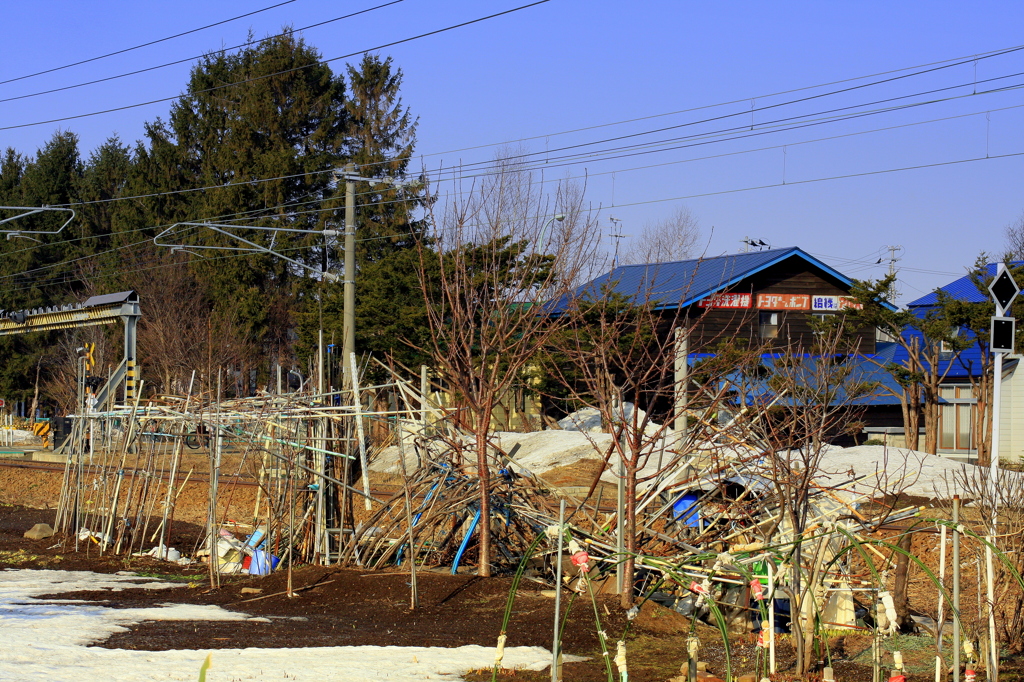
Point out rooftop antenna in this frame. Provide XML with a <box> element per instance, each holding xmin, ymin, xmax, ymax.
<box><xmin>609</xmin><ymin>216</ymin><xmax>624</xmax><ymax>268</ymax></box>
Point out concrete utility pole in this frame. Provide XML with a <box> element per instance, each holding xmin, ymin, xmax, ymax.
<box><xmin>334</xmin><ymin>164</ymin><xmax>419</xmax><ymax>387</ymax></box>
<box><xmin>342</xmin><ymin>163</ymin><xmax>357</xmax><ymax>388</ymax></box>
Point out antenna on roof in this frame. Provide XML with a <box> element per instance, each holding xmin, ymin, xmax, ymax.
<box><xmin>609</xmin><ymin>217</ymin><xmax>624</xmax><ymax>268</ymax></box>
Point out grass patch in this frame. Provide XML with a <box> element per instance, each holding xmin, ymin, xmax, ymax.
<box><xmin>0</xmin><ymin>549</ymin><xmax>63</xmax><ymax>565</ymax></box>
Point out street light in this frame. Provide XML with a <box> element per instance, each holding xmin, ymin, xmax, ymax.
<box><xmin>536</xmin><ymin>214</ymin><xmax>566</xmax><ymax>254</ymax></box>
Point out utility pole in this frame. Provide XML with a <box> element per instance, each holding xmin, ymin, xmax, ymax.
<box><xmin>885</xmin><ymin>245</ymin><xmax>903</xmax><ymax>302</ymax></box>
<box><xmin>342</xmin><ymin>162</ymin><xmax>357</xmax><ymax>389</ymax></box>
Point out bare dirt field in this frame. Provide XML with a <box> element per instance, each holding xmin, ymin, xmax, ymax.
<box><xmin>3</xmin><ymin>455</ymin><xmax>1024</xmax><ymax>682</ymax></box>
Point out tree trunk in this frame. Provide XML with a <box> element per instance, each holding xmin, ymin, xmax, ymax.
<box><xmin>976</xmin><ymin>376</ymin><xmax>991</xmax><ymax>466</ymax></box>
<box><xmin>475</xmin><ymin>420</ymin><xmax>492</xmax><ymax>577</ymax></box>
<box><xmin>900</xmin><ymin>390</ymin><xmax>920</xmax><ymax>451</ymax></box>
<box><xmin>29</xmin><ymin>357</ymin><xmax>42</xmax><ymax>425</ymax></box>
<box><xmin>893</xmin><ymin>531</ymin><xmax>915</xmax><ymax>632</ymax></box>
<box><xmin>922</xmin><ymin>398</ymin><xmax>938</xmax><ymax>455</ymax></box>
<box><xmin>620</xmin><ymin>462</ymin><xmax>637</xmax><ymax>608</ymax></box>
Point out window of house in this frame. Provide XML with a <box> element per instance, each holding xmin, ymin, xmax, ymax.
<box><xmin>811</xmin><ymin>312</ymin><xmax>836</xmax><ymax>333</ymax></box>
<box><xmin>939</xmin><ymin>385</ymin><xmax>976</xmax><ymax>451</ymax></box>
<box><xmin>940</xmin><ymin>329</ymin><xmax>960</xmax><ymax>354</ymax></box>
<box><xmin>759</xmin><ymin>311</ymin><xmax>779</xmax><ymax>339</ymax></box>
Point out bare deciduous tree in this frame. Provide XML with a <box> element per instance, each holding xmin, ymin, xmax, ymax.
<box><xmin>621</xmin><ymin>205</ymin><xmax>701</xmax><ymax>265</ymax></box>
<box><xmin>748</xmin><ymin>325</ymin><xmax>879</xmax><ymax>674</ymax></box>
<box><xmin>1003</xmin><ymin>210</ymin><xmax>1024</xmax><ymax>260</ymax></box>
<box><xmin>415</xmin><ymin>155</ymin><xmax>601</xmax><ymax>576</ymax></box>
<box><xmin>540</xmin><ymin>279</ymin><xmax>743</xmax><ymax>607</ymax></box>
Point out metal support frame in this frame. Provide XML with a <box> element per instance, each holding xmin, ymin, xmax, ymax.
<box><xmin>0</xmin><ymin>205</ymin><xmax>75</xmax><ymax>240</ymax></box>
<box><xmin>153</xmin><ymin>222</ymin><xmax>341</xmax><ymax>282</ymax></box>
<box><xmin>0</xmin><ymin>290</ymin><xmax>141</xmax><ymax>403</ymax></box>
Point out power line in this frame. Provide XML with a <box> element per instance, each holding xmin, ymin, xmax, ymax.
<box><xmin>0</xmin><ymin>1</ymin><xmax>408</xmax><ymax>106</ymax></box>
<box><xmin>4</xmin><ymin>147</ymin><xmax>1022</xmax><ymax>296</ymax></box>
<box><xmin>5</xmin><ymin>86</ymin><xmax>1014</xmax><ymax>282</ymax></box>
<box><xmin>0</xmin><ymin>0</ymin><xmax>553</xmax><ymax>132</ymax></box>
<box><xmin>397</xmin><ymin>43</ymin><xmax>1024</xmax><ymax>167</ymax></box>
<box><xmin>41</xmin><ymin>67</ymin><xmax>1024</xmax><ymax>216</ymax></box>
<box><xmin>578</xmin><ymin>149</ymin><xmax>1024</xmax><ymax>213</ymax></box>
<box><xmin>0</xmin><ymin>0</ymin><xmax>297</xmax><ymax>87</ymax></box>
<box><xmin>419</xmin><ymin>64</ymin><xmax>1024</xmax><ymax>180</ymax></box>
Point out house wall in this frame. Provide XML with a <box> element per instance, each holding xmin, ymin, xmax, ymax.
<box><xmin>682</xmin><ymin>257</ymin><xmax>876</xmax><ymax>353</ymax></box>
<box><xmin>999</xmin><ymin>358</ymin><xmax>1024</xmax><ymax>463</ymax></box>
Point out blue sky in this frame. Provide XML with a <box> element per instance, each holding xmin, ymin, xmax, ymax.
<box><xmin>3</xmin><ymin>0</ymin><xmax>1023</xmax><ymax>304</ymax></box>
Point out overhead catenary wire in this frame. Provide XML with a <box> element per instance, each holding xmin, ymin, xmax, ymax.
<box><xmin>3</xmin><ymin>37</ymin><xmax>1023</xmax><ymax>290</ymax></box>
<box><xmin>0</xmin><ymin>0</ymin><xmax>408</xmax><ymax>106</ymax></box>
<box><xmin>0</xmin><ymin>0</ymin><xmax>555</xmax><ymax>132</ymax></box>
<box><xmin>0</xmin><ymin>0</ymin><xmax>298</xmax><ymax>87</ymax></box>
<box><xmin>31</xmin><ymin>68</ymin><xmax>1024</xmax><ymax>221</ymax></box>
<box><xmin>3</xmin><ymin>147</ymin><xmax>1022</xmax><ymax>298</ymax></box>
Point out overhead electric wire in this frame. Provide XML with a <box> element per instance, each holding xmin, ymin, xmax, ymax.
<box><xmin>0</xmin><ymin>0</ymin><xmax>553</xmax><ymax>132</ymax></box>
<box><xmin>3</xmin><ymin>36</ymin><xmax>1023</xmax><ymax>289</ymax></box>
<box><xmin>0</xmin><ymin>0</ymin><xmax>408</xmax><ymax>106</ymax></box>
<box><xmin>417</xmin><ymin>66</ymin><xmax>1024</xmax><ymax>180</ymax></box>
<box><xmin>430</xmin><ymin>78</ymin><xmax>1024</xmax><ymax>183</ymax></box>
<box><xmin>501</xmin><ymin>101</ymin><xmax>1024</xmax><ymax>195</ymax></box>
<box><xmin>41</xmin><ymin>66</ymin><xmax>1024</xmax><ymax>215</ymax></box>
<box><xmin>391</xmin><ymin>42</ymin><xmax>1024</xmax><ymax>167</ymax></box>
<box><xmin>5</xmin><ymin>146</ymin><xmax>1022</xmax><ymax>297</ymax></box>
<box><xmin>576</xmin><ymin>149</ymin><xmax>1024</xmax><ymax>213</ymax></box>
<box><xmin>0</xmin><ymin>0</ymin><xmax>297</xmax><ymax>87</ymax></box>
<box><xmin>8</xmin><ymin>89</ymin><xmax>1021</xmax><ymax>286</ymax></box>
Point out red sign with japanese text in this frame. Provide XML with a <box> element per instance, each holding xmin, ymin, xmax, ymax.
<box><xmin>756</xmin><ymin>293</ymin><xmax>810</xmax><ymax>310</ymax></box>
<box><xmin>698</xmin><ymin>293</ymin><xmax>752</xmax><ymax>309</ymax></box>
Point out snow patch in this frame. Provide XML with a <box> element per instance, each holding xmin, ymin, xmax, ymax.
<box><xmin>0</xmin><ymin>569</ymin><xmax>570</xmax><ymax>681</ymax></box>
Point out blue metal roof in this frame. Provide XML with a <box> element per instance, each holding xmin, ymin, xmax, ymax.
<box><xmin>908</xmin><ymin>262</ymin><xmax>1024</xmax><ymax>308</ymax></box>
<box><xmin>711</xmin><ymin>353</ymin><xmax>911</xmax><ymax>406</ymax></box>
<box><xmin>879</xmin><ymin>328</ymin><xmax>1012</xmax><ymax>379</ymax></box>
<box><xmin>564</xmin><ymin>247</ymin><xmax>869</xmax><ymax>311</ymax></box>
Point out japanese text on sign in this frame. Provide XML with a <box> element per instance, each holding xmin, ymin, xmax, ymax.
<box><xmin>756</xmin><ymin>294</ymin><xmax>810</xmax><ymax>310</ymax></box>
<box><xmin>811</xmin><ymin>296</ymin><xmax>863</xmax><ymax>311</ymax></box>
<box><xmin>698</xmin><ymin>293</ymin><xmax>752</xmax><ymax>309</ymax></box>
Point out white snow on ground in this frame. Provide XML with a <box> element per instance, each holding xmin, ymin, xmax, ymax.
<box><xmin>370</xmin><ymin>403</ymin><xmax>996</xmax><ymax>502</ymax></box>
<box><xmin>557</xmin><ymin>407</ymin><xmax>604</xmax><ymax>432</ymax></box>
<box><xmin>1</xmin><ymin>427</ymin><xmax>35</xmax><ymax>443</ymax></box>
<box><xmin>0</xmin><ymin>569</ymin><xmax>567</xmax><ymax>682</ymax></box>
<box><xmin>815</xmin><ymin>444</ymin><xmax>999</xmax><ymax>500</ymax></box>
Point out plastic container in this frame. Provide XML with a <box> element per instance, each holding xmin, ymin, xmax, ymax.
<box><xmin>248</xmin><ymin>549</ymin><xmax>280</xmax><ymax>575</ymax></box>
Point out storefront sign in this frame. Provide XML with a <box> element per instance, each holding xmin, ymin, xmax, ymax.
<box><xmin>811</xmin><ymin>295</ymin><xmax>863</xmax><ymax>311</ymax></box>
<box><xmin>756</xmin><ymin>294</ymin><xmax>810</xmax><ymax>310</ymax></box>
<box><xmin>698</xmin><ymin>293</ymin><xmax>752</xmax><ymax>309</ymax></box>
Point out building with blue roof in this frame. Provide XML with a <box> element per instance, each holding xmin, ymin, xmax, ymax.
<box><xmin>896</xmin><ymin>263</ymin><xmax>1023</xmax><ymax>462</ymax></box>
<box><xmin>566</xmin><ymin>246</ymin><xmax>884</xmax><ymax>353</ymax></box>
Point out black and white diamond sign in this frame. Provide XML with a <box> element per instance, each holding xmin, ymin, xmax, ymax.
<box><xmin>989</xmin><ymin>268</ymin><xmax>1019</xmax><ymax>312</ymax></box>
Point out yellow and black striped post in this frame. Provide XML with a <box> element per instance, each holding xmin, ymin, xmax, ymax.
<box><xmin>32</xmin><ymin>421</ymin><xmax>51</xmax><ymax>448</ymax></box>
<box><xmin>125</xmin><ymin>358</ymin><xmax>137</xmax><ymax>401</ymax></box>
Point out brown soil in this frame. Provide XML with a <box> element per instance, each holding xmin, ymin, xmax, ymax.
<box><xmin>5</xmin><ymin>473</ymin><xmax>1024</xmax><ymax>681</ymax></box>
<box><xmin>0</xmin><ymin>503</ymin><xmax>908</xmax><ymax>682</ymax></box>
